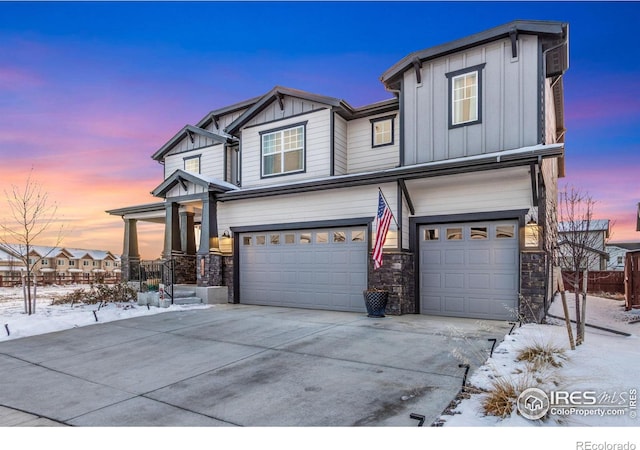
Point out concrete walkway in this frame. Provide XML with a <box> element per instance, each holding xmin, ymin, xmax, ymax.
<box><xmin>0</xmin><ymin>305</ymin><xmax>510</xmax><ymax>426</ymax></box>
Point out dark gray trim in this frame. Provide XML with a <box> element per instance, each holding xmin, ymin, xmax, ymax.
<box><xmin>166</xmin><ymin>143</ymin><xmax>222</xmax><ymax>158</ymax></box>
<box><xmin>152</xmin><ymin>169</ymin><xmax>237</xmax><ymax>198</ymax></box>
<box><xmin>233</xmin><ymin>232</ymin><xmax>240</xmax><ymax>303</ymax></box>
<box><xmin>152</xmin><ymin>125</ymin><xmax>233</xmax><ymax>161</ymax></box>
<box><xmin>106</xmin><ymin>202</ymin><xmax>166</xmax><ymax>216</ymax></box>
<box><xmin>398</xmin><ymin>179</ymin><xmax>415</xmax><ymax>215</ymax></box>
<box><xmin>330</xmin><ymin>109</ymin><xmax>335</xmax><ymax>176</ymax></box>
<box><xmin>183</xmin><ymin>155</ymin><xmax>201</xmax><ymax>174</ymax></box>
<box><xmin>196</xmin><ymin>96</ymin><xmax>261</xmax><ymax>129</ymax></box>
<box><xmin>412</xmin><ymin>57</ymin><xmax>422</xmax><ymax>84</ymax></box>
<box><xmin>530</xmin><ymin>163</ymin><xmax>539</xmax><ymax>207</ymax></box>
<box><xmin>237</xmin><ymin>137</ymin><xmax>242</xmax><ymax>187</ymax></box>
<box><xmin>396</xmin><ymin>181</ymin><xmax>403</xmax><ymax>250</ymax></box>
<box><xmin>409</xmin><ymin>209</ymin><xmax>528</xmax><ymax>314</ymax></box>
<box><xmin>231</xmin><ymin>217</ymin><xmax>374</xmax><ymax>234</ymax></box>
<box><xmin>260</xmin><ymin>122</ymin><xmax>307</xmax><ymax>179</ymax></box>
<box><xmin>347</xmin><ymin>98</ymin><xmax>399</xmax><ymax>120</ymax></box>
<box><xmin>370</xmin><ymin>114</ymin><xmax>397</xmax><ymax>148</ymax></box>
<box><xmin>399</xmin><ymin>78</ymin><xmax>405</xmax><ymax>167</ymax></box>
<box><xmin>381</xmin><ymin>20</ymin><xmax>567</xmax><ymax>89</ymax></box>
<box><xmin>446</xmin><ymin>63</ymin><xmax>485</xmax><ymax>130</ymax></box>
<box><xmin>509</xmin><ymin>29</ymin><xmax>518</xmax><ymax>58</ymax></box>
<box><xmin>223</xmin><ymin>144</ymin><xmax>228</xmax><ymax>183</ymax></box>
<box><xmin>217</xmin><ymin>145</ymin><xmax>564</xmax><ymax>202</ymax></box>
<box><xmin>165</xmin><ymin>192</ymin><xmax>208</xmax><ymax>203</ymax></box>
<box><xmin>538</xmin><ymin>39</ymin><xmax>544</xmax><ymax>144</ymax></box>
<box><xmin>243</xmin><ymin>109</ymin><xmax>325</xmax><ymax>131</ymax></box>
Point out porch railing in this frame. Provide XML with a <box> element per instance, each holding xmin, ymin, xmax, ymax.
<box><xmin>139</xmin><ymin>259</ymin><xmax>175</xmax><ymax>304</ymax></box>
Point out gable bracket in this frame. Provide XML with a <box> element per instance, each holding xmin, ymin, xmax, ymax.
<box><xmin>186</xmin><ymin>129</ymin><xmax>195</xmax><ymax>143</ymax></box>
<box><xmin>178</xmin><ymin>176</ymin><xmax>188</xmax><ymax>192</ymax></box>
<box><xmin>509</xmin><ymin>28</ymin><xmax>518</xmax><ymax>58</ymax></box>
<box><xmin>399</xmin><ymin>179</ymin><xmax>415</xmax><ymax>215</ymax></box>
<box><xmin>412</xmin><ymin>57</ymin><xmax>422</xmax><ymax>84</ymax></box>
<box><xmin>277</xmin><ymin>92</ymin><xmax>285</xmax><ymax>111</ymax></box>
<box><xmin>212</xmin><ymin>115</ymin><xmax>220</xmax><ymax>129</ymax></box>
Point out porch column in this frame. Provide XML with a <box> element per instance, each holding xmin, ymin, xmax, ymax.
<box><xmin>198</xmin><ymin>193</ymin><xmax>219</xmax><ymax>255</ymax></box>
<box><xmin>180</xmin><ymin>211</ymin><xmax>196</xmax><ymax>255</ymax></box>
<box><xmin>163</xmin><ymin>202</ymin><xmax>182</xmax><ymax>259</ymax></box>
<box><xmin>122</xmin><ymin>218</ymin><xmax>140</xmax><ymax>282</ymax></box>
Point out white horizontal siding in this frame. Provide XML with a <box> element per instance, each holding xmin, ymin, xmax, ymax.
<box><xmin>347</xmin><ymin>114</ymin><xmax>399</xmax><ymax>173</ymax></box>
<box><xmin>406</xmin><ymin>167</ymin><xmax>532</xmax><ymax>216</ymax></box>
<box><xmin>218</xmin><ymin>183</ymin><xmax>399</xmax><ymax>248</ymax></box>
<box><xmin>240</xmin><ymin>109</ymin><xmax>331</xmax><ymax>188</ymax></box>
<box><xmin>244</xmin><ymin>97</ymin><xmax>327</xmax><ymax>128</ymax></box>
<box><xmin>164</xmin><ymin>145</ymin><xmax>225</xmax><ymax>180</ymax></box>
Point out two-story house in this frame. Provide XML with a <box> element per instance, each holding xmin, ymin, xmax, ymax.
<box><xmin>108</xmin><ymin>20</ymin><xmax>569</xmax><ymax>322</ymax></box>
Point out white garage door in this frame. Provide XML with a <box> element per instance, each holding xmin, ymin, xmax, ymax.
<box><xmin>419</xmin><ymin>221</ymin><xmax>519</xmax><ymax>320</ymax></box>
<box><xmin>239</xmin><ymin>227</ymin><xmax>368</xmax><ymax>312</ymax></box>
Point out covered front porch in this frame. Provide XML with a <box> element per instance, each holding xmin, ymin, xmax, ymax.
<box><xmin>106</xmin><ymin>170</ymin><xmax>237</xmax><ymax>301</ymax></box>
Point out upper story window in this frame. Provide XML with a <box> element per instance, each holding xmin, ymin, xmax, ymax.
<box><xmin>446</xmin><ymin>63</ymin><xmax>485</xmax><ymax>128</ymax></box>
<box><xmin>261</xmin><ymin>123</ymin><xmax>306</xmax><ymax>177</ymax></box>
<box><xmin>184</xmin><ymin>155</ymin><xmax>201</xmax><ymax>174</ymax></box>
<box><xmin>371</xmin><ymin>116</ymin><xmax>395</xmax><ymax>147</ymax></box>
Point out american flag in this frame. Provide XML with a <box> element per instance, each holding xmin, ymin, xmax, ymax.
<box><xmin>372</xmin><ymin>191</ymin><xmax>393</xmax><ymax>270</ymax></box>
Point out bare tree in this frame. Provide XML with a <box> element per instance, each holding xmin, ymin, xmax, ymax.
<box><xmin>0</xmin><ymin>171</ymin><xmax>64</xmax><ymax>315</ymax></box>
<box><xmin>557</xmin><ymin>185</ymin><xmax>608</xmax><ymax>345</ymax></box>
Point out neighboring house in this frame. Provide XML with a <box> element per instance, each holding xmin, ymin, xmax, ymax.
<box><xmin>558</xmin><ymin>219</ymin><xmax>610</xmax><ymax>271</ymax></box>
<box><xmin>0</xmin><ymin>244</ymin><xmax>120</xmax><ymax>283</ymax></box>
<box><xmin>108</xmin><ymin>20</ymin><xmax>569</xmax><ymax>322</ymax></box>
<box><xmin>606</xmin><ymin>242</ymin><xmax>640</xmax><ymax>271</ymax></box>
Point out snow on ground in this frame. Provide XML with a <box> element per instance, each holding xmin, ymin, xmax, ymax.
<box><xmin>0</xmin><ymin>285</ymin><xmax>211</xmax><ymax>342</ymax></box>
<box><xmin>440</xmin><ymin>293</ymin><xmax>640</xmax><ymax>427</ymax></box>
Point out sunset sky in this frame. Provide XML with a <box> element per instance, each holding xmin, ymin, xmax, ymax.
<box><xmin>0</xmin><ymin>1</ymin><xmax>638</xmax><ymax>259</ymax></box>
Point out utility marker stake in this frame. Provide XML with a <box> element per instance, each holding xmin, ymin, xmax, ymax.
<box><xmin>409</xmin><ymin>413</ymin><xmax>425</xmax><ymax>427</ymax></box>
<box><xmin>4</xmin><ymin>324</ymin><xmax>9</xmax><ymax>336</ymax></box>
<box><xmin>508</xmin><ymin>322</ymin><xmax>517</xmax><ymax>335</ymax></box>
<box><xmin>458</xmin><ymin>363</ymin><xmax>470</xmax><ymax>389</ymax></box>
<box><xmin>93</xmin><ymin>311</ymin><xmax>98</xmax><ymax>322</ymax></box>
<box><xmin>487</xmin><ymin>338</ymin><xmax>497</xmax><ymax>357</ymax></box>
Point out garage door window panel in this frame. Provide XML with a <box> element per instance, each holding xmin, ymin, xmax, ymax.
<box><xmin>446</xmin><ymin>228</ymin><xmax>463</xmax><ymax>240</ymax></box>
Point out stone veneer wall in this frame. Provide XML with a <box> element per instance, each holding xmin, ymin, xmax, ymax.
<box><xmin>520</xmin><ymin>251</ymin><xmax>548</xmax><ymax>323</ymax></box>
<box><xmin>197</xmin><ymin>254</ymin><xmax>222</xmax><ymax>287</ymax></box>
<box><xmin>367</xmin><ymin>251</ymin><xmax>415</xmax><ymax>315</ymax></box>
<box><xmin>222</xmin><ymin>255</ymin><xmax>234</xmax><ymax>303</ymax></box>
<box><xmin>173</xmin><ymin>255</ymin><xmax>197</xmax><ymax>284</ymax></box>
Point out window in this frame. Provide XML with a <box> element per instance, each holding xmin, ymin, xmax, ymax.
<box><xmin>69</xmin><ymin>260</ymin><xmax>76</xmax><ymax>266</ymax></box>
<box><xmin>93</xmin><ymin>261</ymin><xmax>99</xmax><ymax>267</ymax></box>
<box><xmin>496</xmin><ymin>225</ymin><xmax>515</xmax><ymax>239</ymax></box>
<box><xmin>261</xmin><ymin>124</ymin><xmax>305</xmax><ymax>177</ymax></box>
<box><xmin>447</xmin><ymin>64</ymin><xmax>485</xmax><ymax>128</ymax></box>
<box><xmin>184</xmin><ymin>155</ymin><xmax>201</xmax><ymax>174</ymax></box>
<box><xmin>83</xmin><ymin>261</ymin><xmax>89</xmax><ymax>266</ymax></box>
<box><xmin>270</xmin><ymin>234</ymin><xmax>280</xmax><ymax>245</ymax></box>
<box><xmin>618</xmin><ymin>256</ymin><xmax>624</xmax><ymax>264</ymax></box>
<box><xmin>41</xmin><ymin>259</ymin><xmax>49</xmax><ymax>265</ymax></box>
<box><xmin>315</xmin><ymin>232</ymin><xmax>328</xmax><ymax>244</ymax></box>
<box><xmin>371</xmin><ymin>116</ymin><xmax>394</xmax><ymax>147</ymax></box>
<box><xmin>284</xmin><ymin>234</ymin><xmax>295</xmax><ymax>244</ymax></box>
<box><xmin>470</xmin><ymin>227</ymin><xmax>488</xmax><ymax>240</ymax></box>
<box><xmin>351</xmin><ymin>230</ymin><xmax>366</xmax><ymax>242</ymax></box>
<box><xmin>333</xmin><ymin>231</ymin><xmax>346</xmax><ymax>243</ymax></box>
<box><xmin>446</xmin><ymin>228</ymin><xmax>463</xmax><ymax>240</ymax></box>
<box><xmin>299</xmin><ymin>233</ymin><xmax>311</xmax><ymax>244</ymax></box>
<box><xmin>57</xmin><ymin>259</ymin><xmax>65</xmax><ymax>266</ymax></box>
<box><xmin>256</xmin><ymin>235</ymin><xmax>266</xmax><ymax>245</ymax></box>
<box><xmin>424</xmin><ymin>228</ymin><xmax>440</xmax><ymax>241</ymax></box>
<box><xmin>243</xmin><ymin>236</ymin><xmax>252</xmax><ymax>246</ymax></box>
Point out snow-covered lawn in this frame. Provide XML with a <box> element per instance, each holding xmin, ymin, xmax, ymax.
<box><xmin>0</xmin><ymin>285</ymin><xmax>211</xmax><ymax>342</ymax></box>
<box><xmin>439</xmin><ymin>293</ymin><xmax>640</xmax><ymax>427</ymax></box>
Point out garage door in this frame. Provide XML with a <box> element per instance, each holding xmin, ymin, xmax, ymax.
<box><xmin>239</xmin><ymin>227</ymin><xmax>368</xmax><ymax>312</ymax></box>
<box><xmin>419</xmin><ymin>221</ymin><xmax>519</xmax><ymax>320</ymax></box>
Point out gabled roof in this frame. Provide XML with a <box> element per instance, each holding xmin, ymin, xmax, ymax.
<box><xmin>151</xmin><ymin>125</ymin><xmax>235</xmax><ymax>162</ymax></box>
<box><xmin>0</xmin><ymin>245</ymin><xmax>118</xmax><ymax>261</ymax></box>
<box><xmin>152</xmin><ymin>169</ymin><xmax>239</xmax><ymax>199</ymax></box>
<box><xmin>225</xmin><ymin>86</ymin><xmax>352</xmax><ymax>135</ymax></box>
<box><xmin>559</xmin><ymin>219</ymin><xmax>610</xmax><ymax>236</ymax></box>
<box><xmin>195</xmin><ymin>95</ymin><xmax>262</xmax><ymax>129</ymax></box>
<box><xmin>380</xmin><ymin>20</ymin><xmax>568</xmax><ymax>89</ymax></box>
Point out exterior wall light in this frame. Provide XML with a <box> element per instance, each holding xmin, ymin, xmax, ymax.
<box><xmin>521</xmin><ymin>216</ymin><xmax>543</xmax><ymax>251</ymax></box>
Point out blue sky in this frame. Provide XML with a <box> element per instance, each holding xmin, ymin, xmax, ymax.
<box><xmin>0</xmin><ymin>1</ymin><xmax>638</xmax><ymax>256</ymax></box>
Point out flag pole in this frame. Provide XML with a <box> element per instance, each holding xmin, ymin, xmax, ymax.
<box><xmin>378</xmin><ymin>187</ymin><xmax>399</xmax><ymax>228</ymax></box>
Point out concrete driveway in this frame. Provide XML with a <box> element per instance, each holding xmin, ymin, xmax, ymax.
<box><xmin>0</xmin><ymin>304</ymin><xmax>510</xmax><ymax>426</ymax></box>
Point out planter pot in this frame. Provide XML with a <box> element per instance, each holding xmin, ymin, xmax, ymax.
<box><xmin>137</xmin><ymin>292</ymin><xmax>149</xmax><ymax>306</ymax></box>
<box><xmin>363</xmin><ymin>290</ymin><xmax>389</xmax><ymax>318</ymax></box>
<box><xmin>148</xmin><ymin>292</ymin><xmax>160</xmax><ymax>307</ymax></box>
<box><xmin>159</xmin><ymin>297</ymin><xmax>171</xmax><ymax>308</ymax></box>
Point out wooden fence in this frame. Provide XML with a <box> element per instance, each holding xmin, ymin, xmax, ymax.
<box><xmin>0</xmin><ymin>272</ymin><xmax>121</xmax><ymax>287</ymax></box>
<box><xmin>561</xmin><ymin>270</ymin><xmax>625</xmax><ymax>295</ymax></box>
<box><xmin>625</xmin><ymin>251</ymin><xmax>640</xmax><ymax>310</ymax></box>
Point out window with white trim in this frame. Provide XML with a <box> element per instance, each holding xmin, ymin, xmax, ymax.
<box><xmin>447</xmin><ymin>64</ymin><xmax>485</xmax><ymax>128</ymax></box>
<box><xmin>184</xmin><ymin>155</ymin><xmax>201</xmax><ymax>174</ymax></box>
<box><xmin>261</xmin><ymin>124</ymin><xmax>305</xmax><ymax>177</ymax></box>
<box><xmin>371</xmin><ymin>116</ymin><xmax>394</xmax><ymax>147</ymax></box>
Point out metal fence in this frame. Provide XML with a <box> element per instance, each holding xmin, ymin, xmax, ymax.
<box><xmin>138</xmin><ymin>259</ymin><xmax>175</xmax><ymax>302</ymax></box>
<box><xmin>625</xmin><ymin>251</ymin><xmax>640</xmax><ymax>310</ymax></box>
